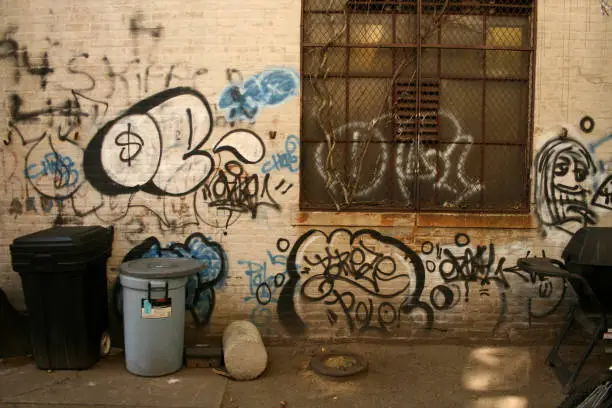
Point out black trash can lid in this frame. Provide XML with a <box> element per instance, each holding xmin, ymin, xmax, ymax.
<box><xmin>119</xmin><ymin>258</ymin><xmax>205</xmax><ymax>279</ymax></box>
<box><xmin>10</xmin><ymin>226</ymin><xmax>114</xmax><ymax>272</ymax></box>
<box><xmin>12</xmin><ymin>226</ymin><xmax>110</xmax><ymax>249</ymax></box>
<box><xmin>562</xmin><ymin>227</ymin><xmax>612</xmax><ymax>266</ymax></box>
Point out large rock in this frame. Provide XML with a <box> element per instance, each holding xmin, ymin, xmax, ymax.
<box><xmin>222</xmin><ymin>321</ymin><xmax>267</xmax><ymax>380</ymax></box>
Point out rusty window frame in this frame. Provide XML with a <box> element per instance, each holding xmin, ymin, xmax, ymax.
<box><xmin>300</xmin><ymin>0</ymin><xmax>536</xmax><ymax>212</ymax></box>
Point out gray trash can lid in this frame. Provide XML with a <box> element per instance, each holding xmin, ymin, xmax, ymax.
<box><xmin>119</xmin><ymin>258</ymin><xmax>204</xmax><ymax>279</ymax></box>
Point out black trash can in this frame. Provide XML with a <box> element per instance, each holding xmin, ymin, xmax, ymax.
<box><xmin>10</xmin><ymin>226</ymin><xmax>114</xmax><ymax>370</ymax></box>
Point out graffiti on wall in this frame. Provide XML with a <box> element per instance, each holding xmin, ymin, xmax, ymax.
<box><xmin>0</xmin><ymin>25</ymin><xmax>206</xmax><ymax>113</ymax></box>
<box><xmin>0</xmin><ymin>26</ymin><xmax>57</xmax><ymax>90</ymax></box>
<box><xmin>200</xmin><ymin>161</ymin><xmax>281</xmax><ymax>224</ymax></box>
<box><xmin>7</xmin><ymin>86</ymin><xmax>288</xmax><ymax>233</ymax></box>
<box><xmin>218</xmin><ymin>68</ymin><xmax>299</xmax><ymax>124</ymax></box>
<box><xmin>278</xmin><ymin>229</ymin><xmax>433</xmax><ymax>336</ymax></box>
<box><xmin>421</xmin><ymin>234</ymin><xmax>567</xmax><ymax>332</ymax></box>
<box><xmin>535</xmin><ymin>129</ymin><xmax>598</xmax><ymax>235</ymax></box>
<box><xmin>313</xmin><ymin>111</ymin><xmax>483</xmax><ymax>208</ymax></box>
<box><xmin>397</xmin><ymin>111</ymin><xmax>483</xmax><ymax>207</ymax></box>
<box><xmin>592</xmin><ymin>175</ymin><xmax>612</xmax><ymax>210</ymax></box>
<box><xmin>83</xmin><ymin>87</ymin><xmax>265</xmax><ymax>197</ymax></box>
<box><xmin>588</xmin><ymin>129</ymin><xmax>612</xmax><ymax>210</ymax></box>
<box><xmin>114</xmin><ymin>233</ymin><xmax>227</xmax><ymax>326</ymax></box>
<box><xmin>267</xmin><ymin>229</ymin><xmax>567</xmax><ymax>337</ymax></box>
<box><xmin>102</xmin><ymin>56</ymin><xmax>208</xmax><ymax>104</ymax></box>
<box><xmin>535</xmin><ymin>120</ymin><xmax>611</xmax><ymax>236</ymax></box>
<box><xmin>261</xmin><ymin>134</ymin><xmax>299</xmax><ymax>175</ymax></box>
<box><xmin>1</xmin><ymin>18</ymin><xmax>299</xmax><ymax>237</ymax></box>
<box><xmin>239</xmin><ymin>238</ymin><xmax>291</xmax><ymax>330</ymax></box>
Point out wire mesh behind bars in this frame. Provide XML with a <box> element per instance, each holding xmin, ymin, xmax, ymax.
<box><xmin>301</xmin><ymin>0</ymin><xmax>535</xmax><ymax>212</ymax></box>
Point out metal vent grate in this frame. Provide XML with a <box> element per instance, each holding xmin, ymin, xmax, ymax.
<box><xmin>394</xmin><ymin>80</ymin><xmax>440</xmax><ymax>141</ymax></box>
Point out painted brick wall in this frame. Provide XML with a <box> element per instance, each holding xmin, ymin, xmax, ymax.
<box><xmin>0</xmin><ymin>0</ymin><xmax>610</xmax><ymax>344</ymax></box>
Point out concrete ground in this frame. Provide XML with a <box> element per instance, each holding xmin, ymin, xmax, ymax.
<box><xmin>0</xmin><ymin>344</ymin><xmax>610</xmax><ymax>408</ymax></box>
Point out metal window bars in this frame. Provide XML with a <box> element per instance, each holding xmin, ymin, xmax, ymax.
<box><xmin>300</xmin><ymin>0</ymin><xmax>536</xmax><ymax>212</ymax></box>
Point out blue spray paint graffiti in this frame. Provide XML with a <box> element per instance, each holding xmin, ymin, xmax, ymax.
<box><xmin>114</xmin><ymin>233</ymin><xmax>227</xmax><ymax>326</ymax></box>
<box><xmin>218</xmin><ymin>68</ymin><xmax>299</xmax><ymax>123</ymax></box>
<box><xmin>41</xmin><ymin>197</ymin><xmax>58</xmax><ymax>213</ymax></box>
<box><xmin>588</xmin><ymin>133</ymin><xmax>612</xmax><ymax>209</ymax></box>
<box><xmin>24</xmin><ymin>152</ymin><xmax>79</xmax><ymax>188</ymax></box>
<box><xmin>239</xmin><ymin>239</ymin><xmax>293</xmax><ymax>329</ymax></box>
<box><xmin>133</xmin><ymin>234</ymin><xmax>226</xmax><ymax>287</ymax></box>
<box><xmin>241</xmin><ymin>251</ymin><xmax>287</xmax><ymax>304</ymax></box>
<box><xmin>261</xmin><ymin>135</ymin><xmax>299</xmax><ymax>174</ymax></box>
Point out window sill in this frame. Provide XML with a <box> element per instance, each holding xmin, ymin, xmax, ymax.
<box><xmin>292</xmin><ymin>210</ymin><xmax>537</xmax><ymax>229</ymax></box>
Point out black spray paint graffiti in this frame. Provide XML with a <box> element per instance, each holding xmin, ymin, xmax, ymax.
<box><xmin>128</xmin><ymin>12</ymin><xmax>163</xmax><ymax>59</ymax></box>
<box><xmin>438</xmin><ymin>241</ymin><xmax>516</xmax><ymax>301</ymax></box>
<box><xmin>273</xmin><ymin>230</ymin><xmax>568</xmax><ymax>336</ymax></box>
<box><xmin>7</xmin><ymin>90</ymin><xmax>108</xmax><ymax>146</ymax></box>
<box><xmin>535</xmin><ymin>129</ymin><xmax>599</xmax><ymax>236</ymax></box>
<box><xmin>278</xmin><ymin>229</ymin><xmax>432</xmax><ymax>336</ymax></box>
<box><xmin>113</xmin><ymin>233</ymin><xmax>227</xmax><ymax>326</ymax></box>
<box><xmin>592</xmin><ymin>175</ymin><xmax>612</xmax><ymax>210</ymax></box>
<box><xmin>2</xmin><ymin>29</ymin><xmax>281</xmax><ymax>233</ymax></box>
<box><xmin>0</xmin><ymin>27</ymin><xmax>20</xmax><ymax>83</ymax></box>
<box><xmin>201</xmin><ymin>161</ymin><xmax>280</xmax><ymax>222</ymax></box>
<box><xmin>2</xmin><ymin>28</ymin><xmax>206</xmax><ymax>118</ymax></box>
<box><xmin>423</xmin><ymin>233</ymin><xmax>567</xmax><ymax>333</ymax></box>
<box><xmin>0</xmin><ymin>28</ymin><xmax>58</xmax><ymax>90</ymax></box>
<box><xmin>1</xmin><ymin>37</ymin><xmax>111</xmax><ymax>148</ymax></box>
<box><xmin>84</xmin><ymin>87</ymin><xmax>265</xmax><ymax>197</ymax></box>
<box><xmin>1</xmin><ymin>26</ymin><xmax>289</xmax><ymax>236</ymax></box>
<box><xmin>7</xmin><ymin>196</ymin><xmax>64</xmax><ymax>214</ymax></box>
<box><xmin>102</xmin><ymin>56</ymin><xmax>208</xmax><ymax>103</ymax></box>
<box><xmin>8</xmin><ymin>86</ymin><xmax>282</xmax><ymax>233</ymax></box>
<box><xmin>59</xmin><ymin>52</ymin><xmax>96</xmax><ymax>92</ymax></box>
<box><xmin>129</xmin><ymin>13</ymin><xmax>163</xmax><ymax>40</ymax></box>
<box><xmin>8</xmin><ymin>198</ymin><xmax>23</xmax><ymax>217</ymax></box>
<box><xmin>79</xmin><ymin>87</ymin><xmax>279</xmax><ymax>233</ymax></box>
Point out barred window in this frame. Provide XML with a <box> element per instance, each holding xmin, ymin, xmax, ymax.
<box><xmin>300</xmin><ymin>0</ymin><xmax>535</xmax><ymax>212</ymax></box>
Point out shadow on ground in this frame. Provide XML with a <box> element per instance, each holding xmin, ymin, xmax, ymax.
<box><xmin>224</xmin><ymin>344</ymin><xmax>571</xmax><ymax>408</ymax></box>
<box><xmin>1</xmin><ymin>344</ymin><xmax>610</xmax><ymax>408</ymax></box>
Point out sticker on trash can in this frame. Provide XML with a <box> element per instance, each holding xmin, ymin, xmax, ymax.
<box><xmin>141</xmin><ymin>298</ymin><xmax>172</xmax><ymax>319</ymax></box>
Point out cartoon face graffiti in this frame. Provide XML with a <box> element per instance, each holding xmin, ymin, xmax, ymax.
<box><xmin>535</xmin><ymin>131</ymin><xmax>597</xmax><ymax>235</ymax></box>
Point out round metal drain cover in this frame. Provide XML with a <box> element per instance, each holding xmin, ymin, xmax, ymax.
<box><xmin>310</xmin><ymin>352</ymin><xmax>368</xmax><ymax>377</ymax></box>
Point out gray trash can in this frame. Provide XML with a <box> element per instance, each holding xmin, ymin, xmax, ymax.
<box><xmin>119</xmin><ymin>258</ymin><xmax>204</xmax><ymax>376</ymax></box>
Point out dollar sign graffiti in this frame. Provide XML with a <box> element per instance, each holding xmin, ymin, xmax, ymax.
<box><xmin>114</xmin><ymin>123</ymin><xmax>144</xmax><ymax>167</ymax></box>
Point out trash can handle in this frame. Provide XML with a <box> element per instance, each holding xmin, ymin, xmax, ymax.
<box><xmin>147</xmin><ymin>281</ymin><xmax>169</xmax><ymax>300</ymax></box>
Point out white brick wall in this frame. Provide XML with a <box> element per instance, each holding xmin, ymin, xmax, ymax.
<box><xmin>0</xmin><ymin>0</ymin><xmax>610</xmax><ymax>344</ymax></box>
